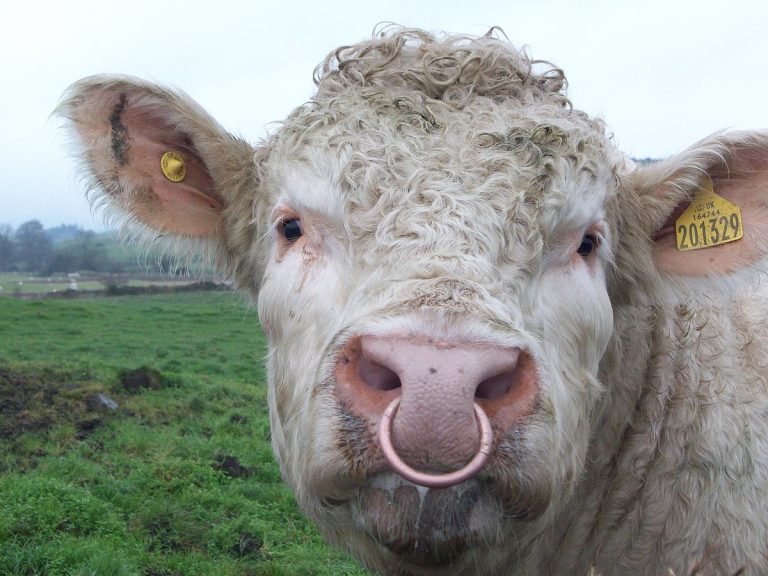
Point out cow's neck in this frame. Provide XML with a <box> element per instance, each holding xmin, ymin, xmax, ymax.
<box><xmin>542</xmin><ymin>289</ymin><xmax>764</xmax><ymax>574</ymax></box>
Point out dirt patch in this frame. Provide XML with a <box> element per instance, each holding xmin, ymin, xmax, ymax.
<box><xmin>75</xmin><ymin>417</ymin><xmax>105</xmax><ymax>440</ymax></box>
<box><xmin>119</xmin><ymin>367</ymin><xmax>177</xmax><ymax>394</ymax></box>
<box><xmin>0</xmin><ymin>366</ymin><xmax>116</xmax><ymax>440</ymax></box>
<box><xmin>0</xmin><ymin>366</ymin><xmax>127</xmax><ymax>440</ymax></box>
<box><xmin>213</xmin><ymin>454</ymin><xmax>254</xmax><ymax>479</ymax></box>
<box><xmin>229</xmin><ymin>414</ymin><xmax>249</xmax><ymax>425</ymax></box>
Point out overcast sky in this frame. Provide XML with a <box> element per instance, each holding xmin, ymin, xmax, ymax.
<box><xmin>2</xmin><ymin>0</ymin><xmax>767</xmax><ymax>231</ymax></box>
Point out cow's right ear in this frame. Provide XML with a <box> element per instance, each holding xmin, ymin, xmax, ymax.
<box><xmin>56</xmin><ymin>75</ymin><xmax>263</xmax><ymax>288</ymax></box>
<box><xmin>628</xmin><ymin>130</ymin><xmax>768</xmax><ymax>279</ymax></box>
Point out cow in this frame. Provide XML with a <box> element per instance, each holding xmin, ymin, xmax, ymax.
<box><xmin>57</xmin><ymin>27</ymin><xmax>768</xmax><ymax>575</ymax></box>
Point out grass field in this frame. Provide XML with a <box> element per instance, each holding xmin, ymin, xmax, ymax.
<box><xmin>0</xmin><ymin>292</ymin><xmax>368</xmax><ymax>576</ymax></box>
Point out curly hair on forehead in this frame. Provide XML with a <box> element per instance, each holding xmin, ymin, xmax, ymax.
<box><xmin>313</xmin><ymin>24</ymin><xmax>571</xmax><ymax>110</ymax></box>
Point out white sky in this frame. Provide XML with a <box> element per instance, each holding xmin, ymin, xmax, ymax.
<box><xmin>2</xmin><ymin>0</ymin><xmax>767</xmax><ymax>230</ymax></box>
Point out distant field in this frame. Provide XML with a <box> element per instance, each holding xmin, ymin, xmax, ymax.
<box><xmin>0</xmin><ymin>272</ymin><xmax>203</xmax><ymax>296</ymax></box>
<box><xmin>0</xmin><ymin>292</ymin><xmax>368</xmax><ymax>576</ymax></box>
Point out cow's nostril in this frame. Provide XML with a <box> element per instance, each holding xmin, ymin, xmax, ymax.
<box><xmin>357</xmin><ymin>354</ymin><xmax>401</xmax><ymax>391</ymax></box>
<box><xmin>475</xmin><ymin>371</ymin><xmax>515</xmax><ymax>401</ymax></box>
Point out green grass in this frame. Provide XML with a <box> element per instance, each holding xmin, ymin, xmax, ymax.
<box><xmin>0</xmin><ymin>293</ymin><xmax>368</xmax><ymax>576</ymax></box>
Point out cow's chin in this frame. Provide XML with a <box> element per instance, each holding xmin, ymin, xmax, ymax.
<box><xmin>351</xmin><ymin>473</ymin><xmax>511</xmax><ymax>570</ymax></box>
<box><xmin>354</xmin><ymin>475</ymin><xmax>497</xmax><ymax>568</ymax></box>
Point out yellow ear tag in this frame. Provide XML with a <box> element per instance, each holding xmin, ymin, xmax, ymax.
<box><xmin>160</xmin><ymin>151</ymin><xmax>187</xmax><ymax>183</ymax></box>
<box><xmin>675</xmin><ymin>180</ymin><xmax>743</xmax><ymax>251</ymax></box>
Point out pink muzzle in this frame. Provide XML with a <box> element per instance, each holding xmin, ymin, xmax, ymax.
<box><xmin>334</xmin><ymin>334</ymin><xmax>538</xmax><ymax>490</ymax></box>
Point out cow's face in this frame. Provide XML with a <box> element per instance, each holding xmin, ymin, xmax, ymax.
<box><xmin>57</xmin><ymin>31</ymin><xmax>643</xmax><ymax>575</ymax></box>
<box><xmin>254</xmin><ymin>81</ymin><xmax>619</xmax><ymax>570</ymax></box>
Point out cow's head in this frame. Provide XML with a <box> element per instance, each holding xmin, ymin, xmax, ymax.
<box><xmin>58</xmin><ymin>29</ymin><xmax>768</xmax><ymax>574</ymax></box>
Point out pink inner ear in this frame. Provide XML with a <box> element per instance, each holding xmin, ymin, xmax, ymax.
<box><xmin>117</xmin><ymin>97</ymin><xmax>223</xmax><ymax>237</ymax></box>
<box><xmin>653</xmin><ymin>172</ymin><xmax>768</xmax><ymax>277</ymax></box>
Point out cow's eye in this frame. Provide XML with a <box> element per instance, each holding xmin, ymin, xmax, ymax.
<box><xmin>279</xmin><ymin>218</ymin><xmax>303</xmax><ymax>243</ymax></box>
<box><xmin>577</xmin><ymin>234</ymin><xmax>598</xmax><ymax>257</ymax></box>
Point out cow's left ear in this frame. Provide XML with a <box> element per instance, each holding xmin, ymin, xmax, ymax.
<box><xmin>630</xmin><ymin>131</ymin><xmax>768</xmax><ymax>277</ymax></box>
<box><xmin>57</xmin><ymin>75</ymin><xmax>264</xmax><ymax>290</ymax></box>
<box><xmin>57</xmin><ymin>75</ymin><xmax>258</xmax><ymax>237</ymax></box>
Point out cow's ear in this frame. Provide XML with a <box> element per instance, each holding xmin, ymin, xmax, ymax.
<box><xmin>631</xmin><ymin>131</ymin><xmax>768</xmax><ymax>277</ymax></box>
<box><xmin>56</xmin><ymin>75</ymin><xmax>257</xmax><ymax>238</ymax></box>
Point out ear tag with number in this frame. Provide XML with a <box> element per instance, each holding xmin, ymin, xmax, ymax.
<box><xmin>675</xmin><ymin>180</ymin><xmax>743</xmax><ymax>251</ymax></box>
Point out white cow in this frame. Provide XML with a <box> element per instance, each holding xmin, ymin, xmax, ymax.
<box><xmin>58</xmin><ymin>28</ymin><xmax>768</xmax><ymax>575</ymax></box>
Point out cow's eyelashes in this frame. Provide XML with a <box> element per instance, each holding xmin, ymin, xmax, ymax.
<box><xmin>577</xmin><ymin>234</ymin><xmax>599</xmax><ymax>257</ymax></box>
<box><xmin>278</xmin><ymin>218</ymin><xmax>303</xmax><ymax>243</ymax></box>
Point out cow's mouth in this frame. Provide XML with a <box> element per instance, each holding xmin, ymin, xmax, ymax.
<box><xmin>354</xmin><ymin>475</ymin><xmax>501</xmax><ymax>568</ymax></box>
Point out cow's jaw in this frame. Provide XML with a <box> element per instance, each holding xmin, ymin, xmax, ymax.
<box><xmin>352</xmin><ymin>473</ymin><xmax>503</xmax><ymax>569</ymax></box>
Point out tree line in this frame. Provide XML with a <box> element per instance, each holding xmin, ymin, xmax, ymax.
<box><xmin>0</xmin><ymin>220</ymin><xmax>179</xmax><ymax>275</ymax></box>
